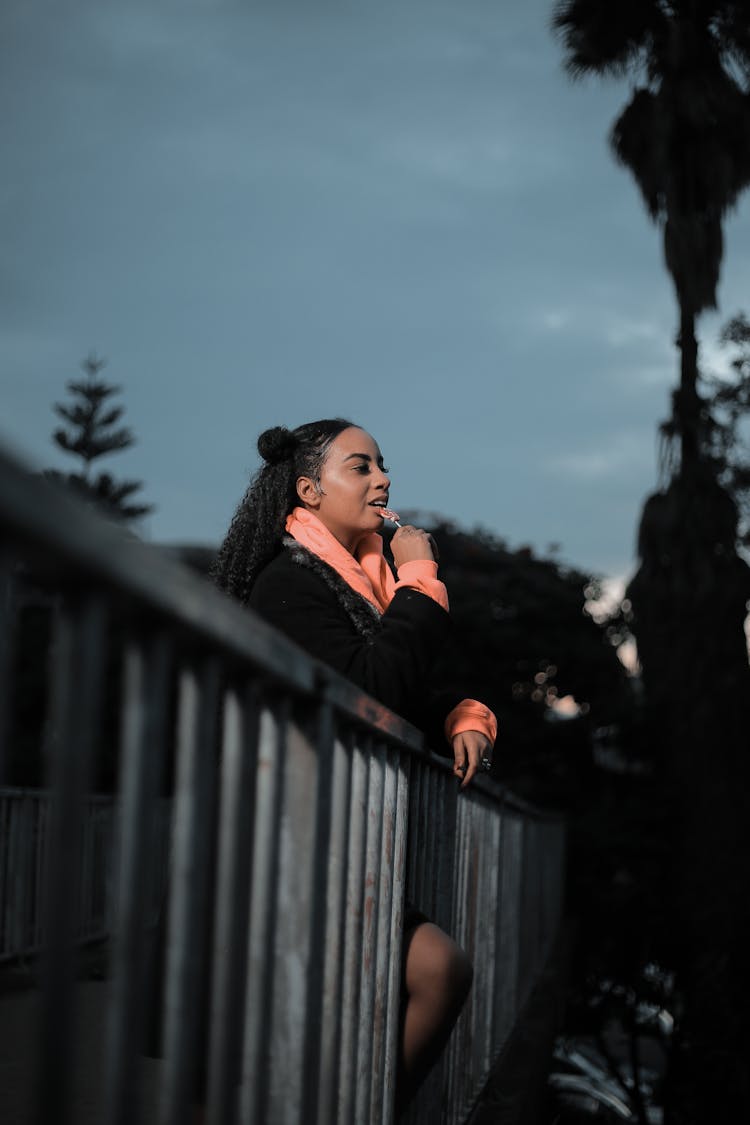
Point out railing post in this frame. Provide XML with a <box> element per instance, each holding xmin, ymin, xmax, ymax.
<box><xmin>452</xmin><ymin>792</ymin><xmax>474</xmax><ymax>1117</ymax></box>
<box><xmin>8</xmin><ymin>794</ymin><xmax>33</xmax><ymax>957</ymax></box>
<box><xmin>239</xmin><ymin>696</ymin><xmax>288</xmax><ymax>1125</ymax></box>
<box><xmin>35</xmin><ymin>594</ymin><xmax>107</xmax><ymax>1125</ymax></box>
<box><xmin>314</xmin><ymin>716</ymin><xmax>353</xmax><ymax>1124</ymax></box>
<box><xmin>160</xmin><ymin>656</ymin><xmax>221</xmax><ymax>1125</ymax></box>
<box><xmin>380</xmin><ymin>752</ymin><xmax>410</xmax><ymax>1125</ymax></box>
<box><xmin>496</xmin><ymin>811</ymin><xmax>523</xmax><ymax>1050</ymax></box>
<box><xmin>356</xmin><ymin>738</ymin><xmax>385</xmax><ymax>1123</ymax></box>
<box><xmin>104</xmin><ymin>632</ymin><xmax>172</xmax><ymax>1125</ymax></box>
<box><xmin>0</xmin><ymin>550</ymin><xmax>15</xmax><ymax>786</ymax></box>
<box><xmin>35</xmin><ymin>795</ymin><xmax>50</xmax><ymax>951</ymax></box>
<box><xmin>482</xmin><ymin>802</ymin><xmax>503</xmax><ymax>1075</ymax></box>
<box><xmin>266</xmin><ymin>700</ymin><xmax>331</xmax><ymax>1124</ymax></box>
<box><xmin>205</xmin><ymin>682</ymin><xmax>260</xmax><ymax>1125</ymax></box>
<box><xmin>301</xmin><ymin>695</ymin><xmax>338</xmax><ymax>1124</ymax></box>
<box><xmin>370</xmin><ymin>744</ymin><xmax>399</xmax><ymax>1121</ymax></box>
<box><xmin>338</xmin><ymin>732</ymin><xmax>370</xmax><ymax>1123</ymax></box>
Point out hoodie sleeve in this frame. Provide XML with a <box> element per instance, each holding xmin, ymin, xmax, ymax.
<box><xmin>394</xmin><ymin>559</ymin><xmax>449</xmax><ymax>611</ymax></box>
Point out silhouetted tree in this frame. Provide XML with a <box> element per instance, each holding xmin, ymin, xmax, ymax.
<box><xmin>553</xmin><ymin>0</ymin><xmax>750</xmax><ymax>470</ymax></box>
<box><xmin>553</xmin><ymin>5</ymin><xmax>750</xmax><ymax>1120</ymax></box>
<box><xmin>703</xmin><ymin>312</ymin><xmax>750</xmax><ymax>547</ymax></box>
<box><xmin>47</xmin><ymin>353</ymin><xmax>153</xmax><ymax>522</ymax></box>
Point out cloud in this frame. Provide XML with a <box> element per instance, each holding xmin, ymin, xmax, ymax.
<box><xmin>544</xmin><ymin>430</ymin><xmax>651</xmax><ymax>480</ymax></box>
<box><xmin>540</xmin><ymin>309</ymin><xmax>571</xmax><ymax>332</ymax></box>
<box><xmin>377</xmin><ymin>133</ymin><xmax>513</xmax><ymax>190</ymax></box>
<box><xmin>603</xmin><ymin>315</ymin><xmax>664</xmax><ymax>349</ymax></box>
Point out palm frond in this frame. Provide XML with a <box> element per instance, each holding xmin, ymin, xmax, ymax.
<box><xmin>611</xmin><ymin>88</ymin><xmax>665</xmax><ymax>218</ymax></box>
<box><xmin>714</xmin><ymin>1</ymin><xmax>750</xmax><ymax>80</ymax></box>
<box><xmin>552</xmin><ymin>0</ymin><xmax>666</xmax><ymax>79</ymax></box>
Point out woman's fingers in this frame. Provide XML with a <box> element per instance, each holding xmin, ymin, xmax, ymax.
<box><xmin>452</xmin><ymin>736</ymin><xmax>468</xmax><ymax>785</ymax></box>
<box><xmin>391</xmin><ymin>526</ymin><xmax>437</xmax><ymax>567</ymax></box>
<box><xmin>462</xmin><ymin>735</ymin><xmax>481</xmax><ymax>788</ymax></box>
<box><xmin>453</xmin><ymin>733</ymin><xmax>478</xmax><ymax>789</ymax></box>
<box><xmin>452</xmin><ymin>732</ymin><xmax>491</xmax><ymax>790</ymax></box>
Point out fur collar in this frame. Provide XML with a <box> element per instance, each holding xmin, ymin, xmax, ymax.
<box><xmin>282</xmin><ymin>536</ymin><xmax>382</xmax><ymax>639</ymax></box>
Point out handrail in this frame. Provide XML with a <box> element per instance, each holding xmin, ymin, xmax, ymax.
<box><xmin>0</xmin><ymin>444</ymin><xmax>566</xmax><ymax>1125</ymax></box>
<box><xmin>0</xmin><ymin>446</ymin><xmax>314</xmax><ymax>693</ymax></box>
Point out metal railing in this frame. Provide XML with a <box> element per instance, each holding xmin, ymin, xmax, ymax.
<box><xmin>0</xmin><ymin>444</ymin><xmax>566</xmax><ymax>1125</ymax></box>
<box><xmin>0</xmin><ymin>788</ymin><xmax>112</xmax><ymax>961</ymax></box>
<box><xmin>0</xmin><ymin>789</ymin><xmax>171</xmax><ymax>964</ymax></box>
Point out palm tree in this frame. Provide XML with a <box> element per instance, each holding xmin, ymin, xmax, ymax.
<box><xmin>553</xmin><ymin>0</ymin><xmax>750</xmax><ymax>469</ymax></box>
<box><xmin>552</xmin><ymin>4</ymin><xmax>750</xmax><ymax>1121</ymax></box>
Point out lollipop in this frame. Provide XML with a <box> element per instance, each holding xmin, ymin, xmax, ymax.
<box><xmin>380</xmin><ymin>508</ymin><xmax>438</xmax><ymax>559</ymax></box>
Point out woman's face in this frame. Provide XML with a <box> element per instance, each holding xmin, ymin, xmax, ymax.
<box><xmin>297</xmin><ymin>427</ymin><xmax>391</xmax><ymax>551</ymax></box>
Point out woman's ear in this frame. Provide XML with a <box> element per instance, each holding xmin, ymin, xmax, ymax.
<box><xmin>296</xmin><ymin>475</ymin><xmax>322</xmax><ymax>509</ymax></box>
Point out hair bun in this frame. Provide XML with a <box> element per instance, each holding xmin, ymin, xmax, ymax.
<box><xmin>257</xmin><ymin>425</ymin><xmax>299</xmax><ymax>465</ymax></box>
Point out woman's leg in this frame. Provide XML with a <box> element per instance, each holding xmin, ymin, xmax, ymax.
<box><xmin>396</xmin><ymin>922</ymin><xmax>473</xmax><ymax>1109</ymax></box>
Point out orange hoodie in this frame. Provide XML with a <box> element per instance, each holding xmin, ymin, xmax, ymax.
<box><xmin>285</xmin><ymin>508</ymin><xmax>497</xmax><ymax>748</ymax></box>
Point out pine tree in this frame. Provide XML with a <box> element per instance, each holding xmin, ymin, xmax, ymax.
<box><xmin>47</xmin><ymin>353</ymin><xmax>154</xmax><ymax>522</ymax></box>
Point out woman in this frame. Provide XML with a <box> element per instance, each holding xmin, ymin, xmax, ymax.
<box><xmin>212</xmin><ymin>418</ymin><xmax>498</xmax><ymax>1106</ymax></box>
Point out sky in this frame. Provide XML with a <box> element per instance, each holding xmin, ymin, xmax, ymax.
<box><xmin>2</xmin><ymin>0</ymin><xmax>749</xmax><ymax>581</ymax></box>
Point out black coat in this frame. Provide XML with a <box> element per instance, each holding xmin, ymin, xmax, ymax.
<box><xmin>250</xmin><ymin>539</ymin><xmax>460</xmax><ymax>750</ymax></box>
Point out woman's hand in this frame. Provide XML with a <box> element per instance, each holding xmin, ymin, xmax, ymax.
<box><xmin>452</xmin><ymin>731</ymin><xmax>493</xmax><ymax>789</ymax></box>
<box><xmin>391</xmin><ymin>525</ymin><xmax>437</xmax><ymax>568</ymax></box>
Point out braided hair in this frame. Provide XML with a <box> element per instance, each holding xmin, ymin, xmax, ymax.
<box><xmin>211</xmin><ymin>418</ymin><xmax>356</xmax><ymax>604</ymax></box>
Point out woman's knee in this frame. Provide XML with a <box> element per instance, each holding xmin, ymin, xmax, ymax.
<box><xmin>406</xmin><ymin>923</ymin><xmax>473</xmax><ymax>1005</ymax></box>
<box><xmin>427</xmin><ymin>941</ymin><xmax>472</xmax><ymax>1017</ymax></box>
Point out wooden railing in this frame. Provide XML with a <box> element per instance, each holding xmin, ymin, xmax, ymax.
<box><xmin>0</xmin><ymin>445</ymin><xmax>565</xmax><ymax>1125</ymax></box>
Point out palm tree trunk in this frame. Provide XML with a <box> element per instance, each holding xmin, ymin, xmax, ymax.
<box><xmin>677</xmin><ymin>304</ymin><xmax>700</xmax><ymax>472</ymax></box>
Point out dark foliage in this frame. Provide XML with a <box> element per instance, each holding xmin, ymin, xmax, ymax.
<box><xmin>702</xmin><ymin>312</ymin><xmax>750</xmax><ymax>546</ymax></box>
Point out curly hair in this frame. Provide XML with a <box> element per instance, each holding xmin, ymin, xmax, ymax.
<box><xmin>211</xmin><ymin>418</ymin><xmax>356</xmax><ymax>604</ymax></box>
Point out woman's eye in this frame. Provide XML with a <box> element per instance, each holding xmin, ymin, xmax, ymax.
<box><xmin>352</xmin><ymin>461</ymin><xmax>389</xmax><ymax>474</ymax></box>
